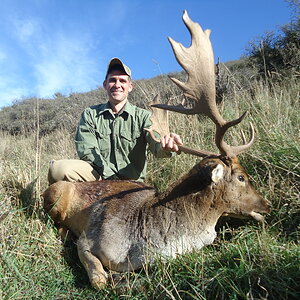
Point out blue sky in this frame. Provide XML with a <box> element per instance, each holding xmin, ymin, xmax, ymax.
<box><xmin>0</xmin><ymin>0</ymin><xmax>293</xmax><ymax>108</ymax></box>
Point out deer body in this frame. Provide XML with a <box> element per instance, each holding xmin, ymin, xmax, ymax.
<box><xmin>43</xmin><ymin>157</ymin><xmax>269</xmax><ymax>289</ymax></box>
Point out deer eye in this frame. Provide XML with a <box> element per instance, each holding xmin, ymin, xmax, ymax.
<box><xmin>238</xmin><ymin>175</ymin><xmax>245</xmax><ymax>182</ymax></box>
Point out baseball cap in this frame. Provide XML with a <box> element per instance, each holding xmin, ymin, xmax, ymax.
<box><xmin>105</xmin><ymin>57</ymin><xmax>131</xmax><ymax>78</ymax></box>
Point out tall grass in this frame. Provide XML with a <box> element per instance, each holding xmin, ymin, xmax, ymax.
<box><xmin>0</xmin><ymin>78</ymin><xmax>299</xmax><ymax>299</ymax></box>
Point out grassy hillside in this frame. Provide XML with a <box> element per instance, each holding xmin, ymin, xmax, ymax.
<box><xmin>0</xmin><ymin>60</ymin><xmax>254</xmax><ymax>136</ymax></box>
<box><xmin>0</xmin><ymin>68</ymin><xmax>299</xmax><ymax>299</ymax></box>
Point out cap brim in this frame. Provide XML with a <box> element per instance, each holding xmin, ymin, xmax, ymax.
<box><xmin>106</xmin><ymin>58</ymin><xmax>131</xmax><ymax>77</ymax></box>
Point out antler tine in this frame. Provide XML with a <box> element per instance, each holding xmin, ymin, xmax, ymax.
<box><xmin>216</xmin><ymin>113</ymin><xmax>255</xmax><ymax>156</ymax></box>
<box><xmin>145</xmin><ymin>96</ymin><xmax>217</xmax><ymax>158</ymax></box>
<box><xmin>152</xmin><ymin>10</ymin><xmax>255</xmax><ymax>158</ymax></box>
<box><xmin>145</xmin><ymin>95</ymin><xmax>170</xmax><ymax>143</ymax></box>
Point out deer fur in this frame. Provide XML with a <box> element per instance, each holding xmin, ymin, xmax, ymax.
<box><xmin>43</xmin><ymin>156</ymin><xmax>270</xmax><ymax>289</ymax></box>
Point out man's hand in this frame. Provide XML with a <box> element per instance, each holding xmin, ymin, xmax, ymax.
<box><xmin>160</xmin><ymin>133</ymin><xmax>183</xmax><ymax>153</ymax></box>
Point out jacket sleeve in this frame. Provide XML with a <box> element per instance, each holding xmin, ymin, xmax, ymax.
<box><xmin>75</xmin><ymin>109</ymin><xmax>116</xmax><ymax>179</ymax></box>
<box><xmin>143</xmin><ymin>111</ymin><xmax>173</xmax><ymax>158</ymax></box>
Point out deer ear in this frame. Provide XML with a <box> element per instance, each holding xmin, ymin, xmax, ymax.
<box><xmin>211</xmin><ymin>164</ymin><xmax>224</xmax><ymax>183</ymax></box>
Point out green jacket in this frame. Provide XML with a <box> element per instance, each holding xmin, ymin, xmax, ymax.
<box><xmin>75</xmin><ymin>101</ymin><xmax>172</xmax><ymax>181</ymax></box>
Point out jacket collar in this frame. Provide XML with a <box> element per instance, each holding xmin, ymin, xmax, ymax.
<box><xmin>98</xmin><ymin>101</ymin><xmax>135</xmax><ymax>118</ymax></box>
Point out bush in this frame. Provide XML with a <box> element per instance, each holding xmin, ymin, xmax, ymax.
<box><xmin>246</xmin><ymin>0</ymin><xmax>300</xmax><ymax>79</ymax></box>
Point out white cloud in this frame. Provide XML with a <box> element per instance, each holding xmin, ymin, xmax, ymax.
<box><xmin>0</xmin><ymin>76</ymin><xmax>30</xmax><ymax>108</ymax></box>
<box><xmin>105</xmin><ymin>1</ymin><xmax>127</xmax><ymax>28</ymax></box>
<box><xmin>0</xmin><ymin>50</ymin><xmax>6</xmax><ymax>61</ymax></box>
<box><xmin>34</xmin><ymin>33</ymin><xmax>101</xmax><ymax>98</ymax></box>
<box><xmin>4</xmin><ymin>14</ymin><xmax>102</xmax><ymax>100</ymax></box>
<box><xmin>0</xmin><ymin>3</ymin><xmax>135</xmax><ymax>107</ymax></box>
<box><xmin>0</xmin><ymin>47</ymin><xmax>30</xmax><ymax>107</ymax></box>
<box><xmin>12</xmin><ymin>17</ymin><xmax>40</xmax><ymax>43</ymax></box>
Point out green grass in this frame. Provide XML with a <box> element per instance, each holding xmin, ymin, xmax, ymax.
<box><xmin>0</xmin><ymin>77</ymin><xmax>299</xmax><ymax>299</ymax></box>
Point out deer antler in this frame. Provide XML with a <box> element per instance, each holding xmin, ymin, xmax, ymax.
<box><xmin>152</xmin><ymin>10</ymin><xmax>254</xmax><ymax>158</ymax></box>
<box><xmin>145</xmin><ymin>96</ymin><xmax>216</xmax><ymax>157</ymax></box>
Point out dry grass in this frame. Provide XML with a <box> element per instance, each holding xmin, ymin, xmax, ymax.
<box><xmin>0</xmin><ymin>77</ymin><xmax>299</xmax><ymax>299</ymax></box>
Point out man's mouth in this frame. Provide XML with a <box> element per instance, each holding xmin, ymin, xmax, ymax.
<box><xmin>111</xmin><ymin>90</ymin><xmax>122</xmax><ymax>94</ymax></box>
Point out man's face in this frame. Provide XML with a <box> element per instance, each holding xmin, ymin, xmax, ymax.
<box><xmin>103</xmin><ymin>69</ymin><xmax>133</xmax><ymax>105</ymax></box>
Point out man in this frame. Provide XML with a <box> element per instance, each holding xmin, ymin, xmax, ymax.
<box><xmin>48</xmin><ymin>58</ymin><xmax>182</xmax><ymax>184</ymax></box>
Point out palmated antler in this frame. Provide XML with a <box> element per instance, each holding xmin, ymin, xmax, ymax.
<box><xmin>146</xmin><ymin>96</ymin><xmax>216</xmax><ymax>157</ymax></box>
<box><xmin>152</xmin><ymin>10</ymin><xmax>254</xmax><ymax>158</ymax></box>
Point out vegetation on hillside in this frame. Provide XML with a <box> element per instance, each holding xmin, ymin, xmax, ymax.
<box><xmin>246</xmin><ymin>0</ymin><xmax>300</xmax><ymax>80</ymax></box>
<box><xmin>0</xmin><ymin>2</ymin><xmax>299</xmax><ymax>299</ymax></box>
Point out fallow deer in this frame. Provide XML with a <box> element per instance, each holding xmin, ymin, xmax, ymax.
<box><xmin>43</xmin><ymin>11</ymin><xmax>270</xmax><ymax>290</ymax></box>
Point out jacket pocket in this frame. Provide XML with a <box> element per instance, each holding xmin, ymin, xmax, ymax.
<box><xmin>95</xmin><ymin>129</ymin><xmax>111</xmax><ymax>154</ymax></box>
<box><xmin>120</xmin><ymin>129</ymin><xmax>141</xmax><ymax>141</ymax></box>
<box><xmin>119</xmin><ymin>129</ymin><xmax>142</xmax><ymax>152</ymax></box>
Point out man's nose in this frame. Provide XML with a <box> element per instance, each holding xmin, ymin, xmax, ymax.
<box><xmin>114</xmin><ymin>80</ymin><xmax>121</xmax><ymax>87</ymax></box>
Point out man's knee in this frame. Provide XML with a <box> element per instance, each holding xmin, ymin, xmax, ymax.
<box><xmin>48</xmin><ymin>159</ymin><xmax>72</xmax><ymax>184</ymax></box>
<box><xmin>47</xmin><ymin>159</ymin><xmax>101</xmax><ymax>185</ymax></box>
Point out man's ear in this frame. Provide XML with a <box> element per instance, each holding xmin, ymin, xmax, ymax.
<box><xmin>128</xmin><ymin>81</ymin><xmax>134</xmax><ymax>92</ymax></box>
<box><xmin>103</xmin><ymin>80</ymin><xmax>107</xmax><ymax>90</ymax></box>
